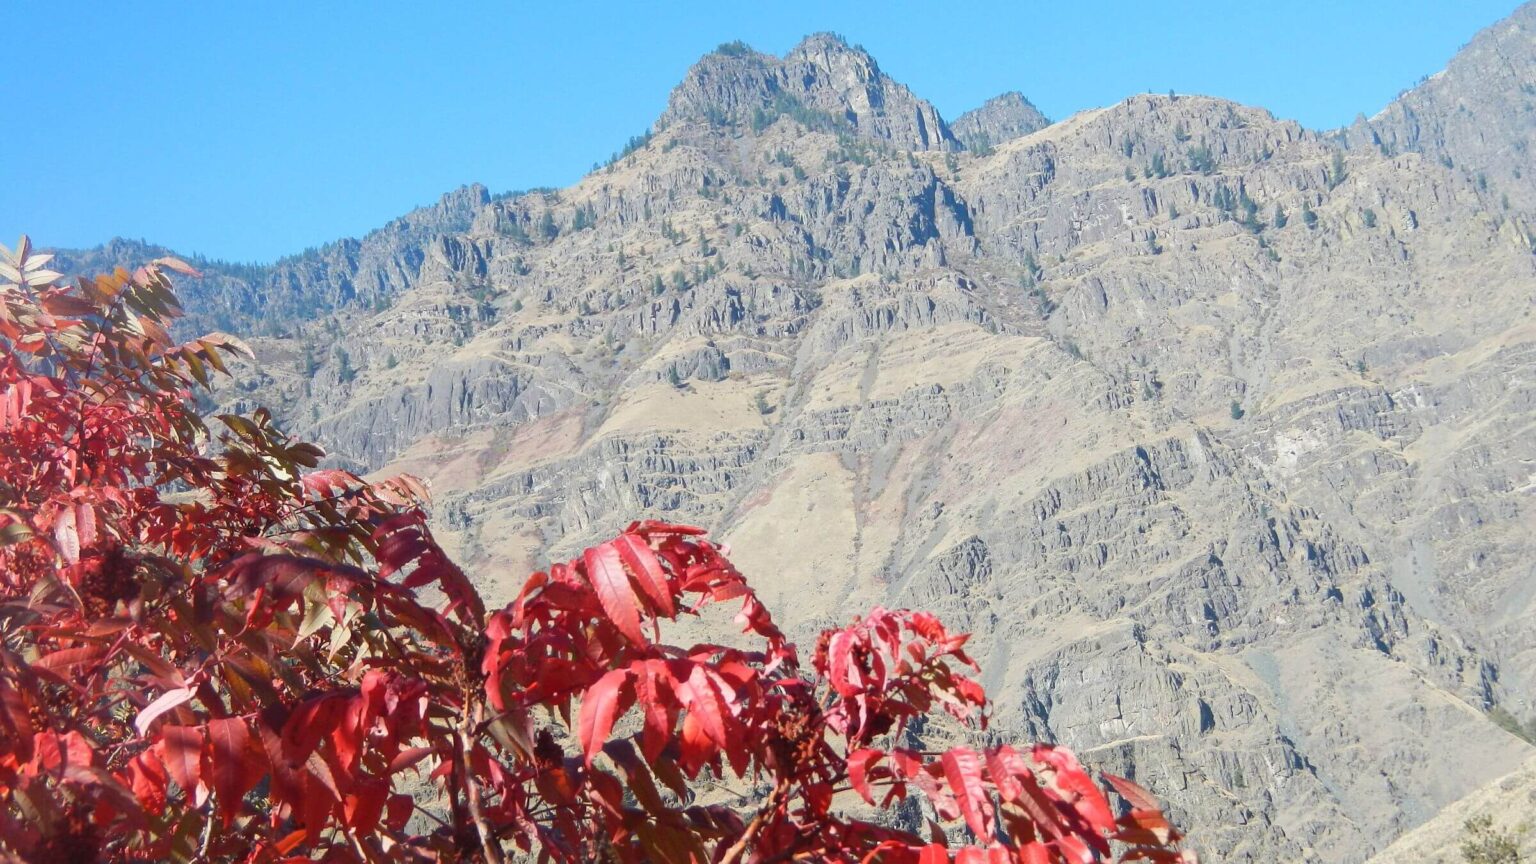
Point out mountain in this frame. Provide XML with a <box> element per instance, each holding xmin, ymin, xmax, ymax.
<box><xmin>57</xmin><ymin>18</ymin><xmax>1536</xmax><ymax>863</ymax></box>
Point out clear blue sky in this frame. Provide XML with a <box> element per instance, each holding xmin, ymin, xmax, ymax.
<box><xmin>4</xmin><ymin>0</ymin><xmax>1520</xmax><ymax>263</ymax></box>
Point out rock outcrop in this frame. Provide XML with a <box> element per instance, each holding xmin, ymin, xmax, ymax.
<box><xmin>660</xmin><ymin>34</ymin><xmax>960</xmax><ymax>152</ymax></box>
<box><xmin>952</xmin><ymin>91</ymin><xmax>1050</xmax><ymax>150</ymax></box>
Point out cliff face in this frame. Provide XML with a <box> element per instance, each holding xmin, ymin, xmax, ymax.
<box><xmin>60</xmin><ymin>11</ymin><xmax>1536</xmax><ymax>862</ymax></box>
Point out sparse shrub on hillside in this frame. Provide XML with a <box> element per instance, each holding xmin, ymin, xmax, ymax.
<box><xmin>1212</xmin><ymin>185</ymin><xmax>1237</xmax><ymax>213</ymax></box>
<box><xmin>1230</xmin><ymin>399</ymin><xmax>1245</xmax><ymax>420</ymax></box>
<box><xmin>1239</xmin><ymin>190</ymin><xmax>1262</xmax><ymax>233</ymax></box>
<box><xmin>1272</xmin><ymin>203</ymin><xmax>1289</xmax><ymax>229</ymax></box>
<box><xmin>1328</xmin><ymin>150</ymin><xmax>1348</xmax><ymax>189</ymax></box>
<box><xmin>1461</xmin><ymin>815</ymin><xmax>1525</xmax><ymax>864</ymax></box>
<box><xmin>1362</xmin><ymin>208</ymin><xmax>1378</xmax><ymax>228</ymax></box>
<box><xmin>336</xmin><ymin>347</ymin><xmax>356</xmax><ymax>383</ymax></box>
<box><xmin>0</xmin><ymin>242</ymin><xmax>1194</xmax><ymax>861</ymax></box>
<box><xmin>1490</xmin><ymin>706</ymin><xmax>1536</xmax><ymax>743</ymax></box>
<box><xmin>1187</xmin><ymin>144</ymin><xmax>1215</xmax><ymax>175</ymax></box>
<box><xmin>603</xmin><ymin>130</ymin><xmax>654</xmax><ymax>169</ymax></box>
<box><xmin>1302</xmin><ymin>201</ymin><xmax>1319</xmax><ymax>229</ymax></box>
<box><xmin>750</xmin><ymin>93</ymin><xmax>848</xmax><ymax>135</ymax></box>
<box><xmin>714</xmin><ymin>39</ymin><xmax>753</xmax><ymax>57</ymax></box>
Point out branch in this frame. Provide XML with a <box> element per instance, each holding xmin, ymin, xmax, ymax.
<box><xmin>718</xmin><ymin>778</ymin><xmax>790</xmax><ymax>864</ymax></box>
<box><xmin>458</xmin><ymin>700</ymin><xmax>505</xmax><ymax>864</ymax></box>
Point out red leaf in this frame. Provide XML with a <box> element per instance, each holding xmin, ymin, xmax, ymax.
<box><xmin>683</xmin><ymin>665</ymin><xmax>729</xmax><ymax>749</ymax></box>
<box><xmin>1105</xmin><ymin>773</ymin><xmax>1162</xmax><ymax>812</ymax></box>
<box><xmin>848</xmin><ymin>748</ymin><xmax>883</xmax><ymax>805</ymax></box>
<box><xmin>158</xmin><ymin>724</ymin><xmax>206</xmax><ymax>805</ymax></box>
<box><xmin>1051</xmin><ymin>764</ymin><xmax>1115</xmax><ymax>834</ymax></box>
<box><xmin>207</xmin><ymin>716</ymin><xmax>265</xmax><ymax>826</ymax></box>
<box><xmin>1019</xmin><ymin>842</ymin><xmax>1052</xmax><ymax>864</ymax></box>
<box><xmin>987</xmin><ymin>745</ymin><xmax>1028</xmax><ymax>805</ymax></box>
<box><xmin>125</xmin><ymin>749</ymin><xmax>169</xmax><ymax>815</ymax></box>
<box><xmin>635</xmin><ymin>659</ymin><xmax>679</xmax><ymax>762</ymax></box>
<box><xmin>679</xmin><ymin>710</ymin><xmax>715</xmax><ymax>776</ymax></box>
<box><xmin>615</xmin><ymin>532</ymin><xmax>674</xmax><ymax>617</ymax></box>
<box><xmin>918</xmin><ymin>844</ymin><xmax>949</xmax><ymax>864</ymax></box>
<box><xmin>941</xmin><ymin>747</ymin><xmax>992</xmax><ymax>840</ymax></box>
<box><xmin>388</xmin><ymin>746</ymin><xmax>434</xmax><ymax>775</ymax></box>
<box><xmin>342</xmin><ymin>778</ymin><xmax>390</xmax><ymax>836</ymax></box>
<box><xmin>1054</xmin><ymin>835</ymin><xmax>1094</xmax><ymax>864</ymax></box>
<box><xmin>584</xmin><ymin>543</ymin><xmax>646</xmax><ymax>645</ymax></box>
<box><xmin>577</xmin><ymin>668</ymin><xmax>633</xmax><ymax>766</ymax></box>
<box><xmin>281</xmin><ymin>692</ymin><xmax>351</xmax><ymax>764</ymax></box>
<box><xmin>74</xmin><ymin>502</ymin><xmax>96</xmax><ymax>550</ymax></box>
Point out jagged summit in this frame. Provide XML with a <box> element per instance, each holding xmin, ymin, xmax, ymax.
<box><xmin>658</xmin><ymin>32</ymin><xmax>960</xmax><ymax>152</ymax></box>
<box><xmin>952</xmin><ymin>91</ymin><xmax>1050</xmax><ymax>150</ymax></box>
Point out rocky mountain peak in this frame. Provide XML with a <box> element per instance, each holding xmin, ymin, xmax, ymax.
<box><xmin>952</xmin><ymin>91</ymin><xmax>1050</xmax><ymax>150</ymax></box>
<box><xmin>1341</xmin><ymin>0</ymin><xmax>1536</xmax><ymax>207</ymax></box>
<box><xmin>659</xmin><ymin>33</ymin><xmax>959</xmax><ymax>152</ymax></box>
<box><xmin>782</xmin><ymin>31</ymin><xmax>879</xmax><ymax>72</ymax></box>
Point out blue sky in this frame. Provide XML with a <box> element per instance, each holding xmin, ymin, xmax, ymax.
<box><xmin>5</xmin><ymin>1</ymin><xmax>1520</xmax><ymax>262</ymax></box>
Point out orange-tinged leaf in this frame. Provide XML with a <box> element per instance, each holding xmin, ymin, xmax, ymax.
<box><xmin>1106</xmin><ymin>773</ymin><xmax>1162</xmax><ymax>812</ymax></box>
<box><xmin>152</xmin><ymin>256</ymin><xmax>202</xmax><ymax>277</ymax></box>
